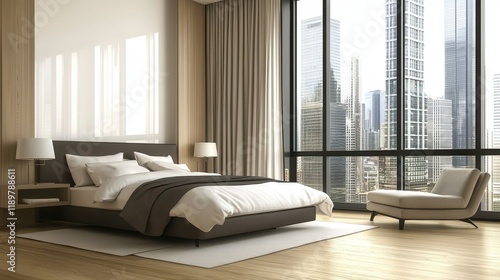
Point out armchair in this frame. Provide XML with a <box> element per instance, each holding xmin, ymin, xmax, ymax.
<box><xmin>367</xmin><ymin>168</ymin><xmax>490</xmax><ymax>230</ymax></box>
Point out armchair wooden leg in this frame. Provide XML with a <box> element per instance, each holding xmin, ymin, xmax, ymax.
<box><xmin>399</xmin><ymin>219</ymin><xmax>405</xmax><ymax>230</ymax></box>
<box><xmin>370</xmin><ymin>211</ymin><xmax>378</xmax><ymax>221</ymax></box>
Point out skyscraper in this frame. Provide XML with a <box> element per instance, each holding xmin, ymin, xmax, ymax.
<box><xmin>445</xmin><ymin>0</ymin><xmax>476</xmax><ymax>168</ymax></box>
<box><xmin>300</xmin><ymin>16</ymin><xmax>345</xmax><ymax>198</ymax></box>
<box><xmin>364</xmin><ymin>90</ymin><xmax>381</xmax><ymax>132</ymax></box>
<box><xmin>345</xmin><ymin>57</ymin><xmax>363</xmax><ymax>202</ymax></box>
<box><xmin>301</xmin><ymin>17</ymin><xmax>323</xmax><ymax>105</ymax></box>
<box><xmin>364</xmin><ymin>89</ymin><xmax>382</xmax><ymax>150</ymax></box>
<box><xmin>380</xmin><ymin>0</ymin><xmax>428</xmax><ymax>190</ymax></box>
<box><xmin>300</xmin><ymin>16</ymin><xmax>341</xmax><ymax>104</ymax></box>
<box><xmin>491</xmin><ymin>73</ymin><xmax>500</xmax><ymax>211</ymax></box>
<box><xmin>427</xmin><ymin>98</ymin><xmax>453</xmax><ymax>183</ymax></box>
<box><xmin>300</xmin><ymin>100</ymin><xmax>324</xmax><ymax>192</ymax></box>
<box><xmin>346</xmin><ymin>57</ymin><xmax>363</xmax><ymax>153</ymax></box>
<box><xmin>328</xmin><ymin>102</ymin><xmax>347</xmax><ymax>201</ymax></box>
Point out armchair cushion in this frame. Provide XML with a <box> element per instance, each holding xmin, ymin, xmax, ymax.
<box><xmin>431</xmin><ymin>168</ymin><xmax>480</xmax><ymax>207</ymax></box>
<box><xmin>367</xmin><ymin>190</ymin><xmax>467</xmax><ymax>209</ymax></box>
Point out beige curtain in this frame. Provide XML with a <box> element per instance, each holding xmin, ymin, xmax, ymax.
<box><xmin>206</xmin><ymin>0</ymin><xmax>283</xmax><ymax>179</ymax></box>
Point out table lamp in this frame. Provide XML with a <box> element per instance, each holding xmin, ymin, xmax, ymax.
<box><xmin>16</xmin><ymin>138</ymin><xmax>55</xmax><ymax>184</ymax></box>
<box><xmin>193</xmin><ymin>142</ymin><xmax>217</xmax><ymax>172</ymax></box>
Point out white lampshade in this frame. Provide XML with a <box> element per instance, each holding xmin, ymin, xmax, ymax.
<box><xmin>193</xmin><ymin>142</ymin><xmax>217</xmax><ymax>158</ymax></box>
<box><xmin>16</xmin><ymin>138</ymin><xmax>55</xmax><ymax>160</ymax></box>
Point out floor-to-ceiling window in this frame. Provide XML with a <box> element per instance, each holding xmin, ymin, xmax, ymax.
<box><xmin>296</xmin><ymin>0</ymin><xmax>324</xmax><ymax>191</ymax></box>
<box><xmin>288</xmin><ymin>0</ymin><xmax>499</xmax><ymax>217</ymax></box>
<box><xmin>484</xmin><ymin>0</ymin><xmax>500</xmax><ymax>212</ymax></box>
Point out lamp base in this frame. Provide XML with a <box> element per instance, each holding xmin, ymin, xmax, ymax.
<box><xmin>204</xmin><ymin>157</ymin><xmax>209</xmax><ymax>173</ymax></box>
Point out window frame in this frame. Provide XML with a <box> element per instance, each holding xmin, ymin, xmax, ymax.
<box><xmin>283</xmin><ymin>0</ymin><xmax>500</xmax><ymax>218</ymax></box>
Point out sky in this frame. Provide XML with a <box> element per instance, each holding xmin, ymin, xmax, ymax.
<box><xmin>484</xmin><ymin>0</ymin><xmax>500</xmax><ymax>93</ymax></box>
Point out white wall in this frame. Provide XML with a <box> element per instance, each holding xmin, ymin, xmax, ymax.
<box><xmin>35</xmin><ymin>0</ymin><xmax>177</xmax><ymax>143</ymax></box>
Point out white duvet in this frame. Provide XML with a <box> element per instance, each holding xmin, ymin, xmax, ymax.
<box><xmin>93</xmin><ymin>170</ymin><xmax>334</xmax><ymax>232</ymax></box>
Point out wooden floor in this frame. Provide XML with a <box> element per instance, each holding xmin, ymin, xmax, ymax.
<box><xmin>1</xmin><ymin>210</ymin><xmax>499</xmax><ymax>280</ymax></box>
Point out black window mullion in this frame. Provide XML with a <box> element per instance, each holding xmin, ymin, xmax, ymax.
<box><xmin>397</xmin><ymin>0</ymin><xmax>405</xmax><ymax>190</ymax></box>
<box><xmin>284</xmin><ymin>0</ymin><xmax>297</xmax><ymax>182</ymax></box>
<box><xmin>322</xmin><ymin>0</ymin><xmax>330</xmax><ymax>193</ymax></box>
<box><xmin>475</xmin><ymin>0</ymin><xmax>484</xmax><ymax>171</ymax></box>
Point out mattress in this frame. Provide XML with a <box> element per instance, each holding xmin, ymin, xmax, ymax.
<box><xmin>70</xmin><ymin>186</ymin><xmax>135</xmax><ymax>210</ymax></box>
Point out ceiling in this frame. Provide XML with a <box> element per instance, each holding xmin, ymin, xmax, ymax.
<box><xmin>193</xmin><ymin>0</ymin><xmax>223</xmax><ymax>5</ymax></box>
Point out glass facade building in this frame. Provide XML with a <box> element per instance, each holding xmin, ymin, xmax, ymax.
<box><xmin>445</xmin><ymin>0</ymin><xmax>476</xmax><ymax>167</ymax></box>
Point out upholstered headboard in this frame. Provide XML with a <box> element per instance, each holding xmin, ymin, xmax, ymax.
<box><xmin>37</xmin><ymin>141</ymin><xmax>178</xmax><ymax>186</ymax></box>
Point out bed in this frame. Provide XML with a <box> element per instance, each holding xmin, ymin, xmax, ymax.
<box><xmin>39</xmin><ymin>141</ymin><xmax>333</xmax><ymax>245</ymax></box>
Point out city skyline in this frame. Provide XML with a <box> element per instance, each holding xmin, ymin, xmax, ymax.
<box><xmin>297</xmin><ymin>0</ymin><xmax>500</xmax><ymax>107</ymax></box>
<box><xmin>297</xmin><ymin>0</ymin><xmax>449</xmax><ymax>103</ymax></box>
<box><xmin>297</xmin><ymin>0</ymin><xmax>497</xmax><ymax>205</ymax></box>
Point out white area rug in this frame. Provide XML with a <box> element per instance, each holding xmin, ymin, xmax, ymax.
<box><xmin>18</xmin><ymin>221</ymin><xmax>375</xmax><ymax>268</ymax></box>
<box><xmin>136</xmin><ymin>221</ymin><xmax>375</xmax><ymax>268</ymax></box>
<box><xmin>17</xmin><ymin>227</ymin><xmax>169</xmax><ymax>256</ymax></box>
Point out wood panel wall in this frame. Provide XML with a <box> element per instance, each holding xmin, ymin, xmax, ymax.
<box><xmin>1</xmin><ymin>0</ymin><xmax>35</xmax><ymax>185</ymax></box>
<box><xmin>0</xmin><ymin>0</ymin><xmax>35</xmax><ymax>221</ymax></box>
<box><xmin>178</xmin><ymin>0</ymin><xmax>207</xmax><ymax>172</ymax></box>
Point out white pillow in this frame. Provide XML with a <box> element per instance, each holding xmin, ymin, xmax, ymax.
<box><xmin>146</xmin><ymin>161</ymin><xmax>190</xmax><ymax>172</ymax></box>
<box><xmin>134</xmin><ymin>151</ymin><xmax>174</xmax><ymax>166</ymax></box>
<box><xmin>85</xmin><ymin>160</ymin><xmax>149</xmax><ymax>187</ymax></box>
<box><xmin>66</xmin><ymin>153</ymin><xmax>124</xmax><ymax>187</ymax></box>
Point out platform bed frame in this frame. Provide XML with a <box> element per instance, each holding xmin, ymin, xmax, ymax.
<box><xmin>39</xmin><ymin>141</ymin><xmax>316</xmax><ymax>246</ymax></box>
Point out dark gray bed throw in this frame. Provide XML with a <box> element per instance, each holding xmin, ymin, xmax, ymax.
<box><xmin>120</xmin><ymin>175</ymin><xmax>278</xmax><ymax>236</ymax></box>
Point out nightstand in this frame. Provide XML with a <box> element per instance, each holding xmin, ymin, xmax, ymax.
<box><xmin>14</xmin><ymin>183</ymin><xmax>70</xmax><ymax>209</ymax></box>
